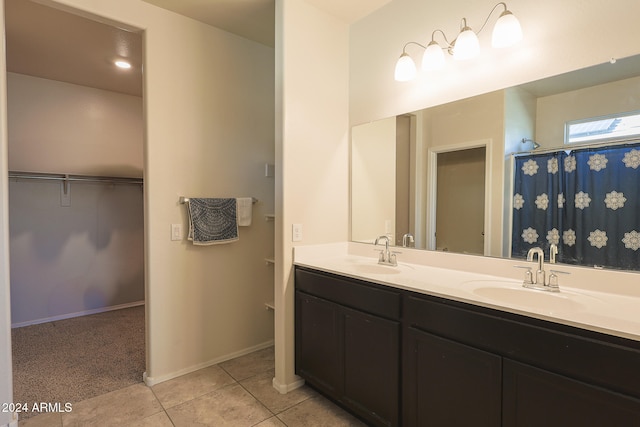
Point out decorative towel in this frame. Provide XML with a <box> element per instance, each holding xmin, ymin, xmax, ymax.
<box><xmin>187</xmin><ymin>198</ymin><xmax>238</xmax><ymax>245</ymax></box>
<box><xmin>236</xmin><ymin>197</ymin><xmax>253</xmax><ymax>226</ymax></box>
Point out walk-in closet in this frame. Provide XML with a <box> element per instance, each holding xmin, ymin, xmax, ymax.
<box><xmin>5</xmin><ymin>0</ymin><xmax>145</xmax><ymax>416</ymax></box>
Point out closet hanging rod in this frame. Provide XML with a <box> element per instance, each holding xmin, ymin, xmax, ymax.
<box><xmin>8</xmin><ymin>171</ymin><xmax>143</xmax><ymax>185</ymax></box>
<box><xmin>179</xmin><ymin>196</ymin><xmax>258</xmax><ymax>204</ymax></box>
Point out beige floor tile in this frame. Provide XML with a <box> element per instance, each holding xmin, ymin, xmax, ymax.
<box><xmin>276</xmin><ymin>396</ymin><xmax>367</xmax><ymax>427</ymax></box>
<box><xmin>255</xmin><ymin>416</ymin><xmax>287</xmax><ymax>427</ymax></box>
<box><xmin>167</xmin><ymin>383</ymin><xmax>272</xmax><ymax>426</ymax></box>
<box><xmin>152</xmin><ymin>364</ymin><xmax>235</xmax><ymax>409</ymax></box>
<box><xmin>61</xmin><ymin>383</ymin><xmax>163</xmax><ymax>426</ymax></box>
<box><xmin>240</xmin><ymin>370</ymin><xmax>317</xmax><ymax>414</ymax></box>
<box><xmin>219</xmin><ymin>346</ymin><xmax>274</xmax><ymax>381</ymax></box>
<box><xmin>127</xmin><ymin>410</ymin><xmax>174</xmax><ymax>427</ymax></box>
<box><xmin>18</xmin><ymin>412</ymin><xmax>62</xmax><ymax>427</ymax></box>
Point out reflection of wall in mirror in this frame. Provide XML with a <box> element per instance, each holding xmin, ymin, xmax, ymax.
<box><xmin>534</xmin><ymin>75</ymin><xmax>640</xmax><ymax>149</ymax></box>
<box><xmin>351</xmin><ymin>117</ymin><xmax>396</xmax><ymax>243</ymax></box>
<box><xmin>422</xmin><ymin>91</ymin><xmax>503</xmax><ymax>257</ymax></box>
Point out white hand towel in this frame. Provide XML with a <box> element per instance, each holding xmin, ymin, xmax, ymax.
<box><xmin>236</xmin><ymin>197</ymin><xmax>253</xmax><ymax>226</ymax></box>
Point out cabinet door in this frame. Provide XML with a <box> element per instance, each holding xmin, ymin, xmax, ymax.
<box><xmin>403</xmin><ymin>327</ymin><xmax>502</xmax><ymax>427</ymax></box>
<box><xmin>343</xmin><ymin>307</ymin><xmax>400</xmax><ymax>427</ymax></box>
<box><xmin>503</xmin><ymin>360</ymin><xmax>640</xmax><ymax>427</ymax></box>
<box><xmin>295</xmin><ymin>291</ymin><xmax>342</xmax><ymax>396</ymax></box>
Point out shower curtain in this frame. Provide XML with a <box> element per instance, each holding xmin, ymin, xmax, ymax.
<box><xmin>512</xmin><ymin>143</ymin><xmax>640</xmax><ymax>270</ymax></box>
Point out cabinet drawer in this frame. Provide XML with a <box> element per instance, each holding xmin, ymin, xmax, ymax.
<box><xmin>295</xmin><ymin>267</ymin><xmax>401</xmax><ymax>320</ymax></box>
<box><xmin>405</xmin><ymin>293</ymin><xmax>640</xmax><ymax>400</ymax></box>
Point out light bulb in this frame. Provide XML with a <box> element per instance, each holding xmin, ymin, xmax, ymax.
<box><xmin>394</xmin><ymin>52</ymin><xmax>417</xmax><ymax>82</ymax></box>
<box><xmin>453</xmin><ymin>26</ymin><xmax>480</xmax><ymax>60</ymax></box>
<box><xmin>492</xmin><ymin>10</ymin><xmax>523</xmax><ymax>48</ymax></box>
<box><xmin>115</xmin><ymin>60</ymin><xmax>132</xmax><ymax>69</ymax></box>
<box><xmin>422</xmin><ymin>41</ymin><xmax>445</xmax><ymax>71</ymax></box>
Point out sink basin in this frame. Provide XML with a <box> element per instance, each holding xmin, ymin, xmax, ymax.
<box><xmin>350</xmin><ymin>263</ymin><xmax>401</xmax><ymax>275</ymax></box>
<box><xmin>472</xmin><ymin>286</ymin><xmax>586</xmax><ymax>313</ymax></box>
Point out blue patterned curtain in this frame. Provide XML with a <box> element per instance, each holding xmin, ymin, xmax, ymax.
<box><xmin>512</xmin><ymin>143</ymin><xmax>640</xmax><ymax>270</ymax></box>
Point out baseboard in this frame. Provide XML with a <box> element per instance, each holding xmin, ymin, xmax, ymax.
<box><xmin>11</xmin><ymin>301</ymin><xmax>145</xmax><ymax>328</ymax></box>
<box><xmin>272</xmin><ymin>375</ymin><xmax>305</xmax><ymax>394</ymax></box>
<box><xmin>143</xmin><ymin>339</ymin><xmax>275</xmax><ymax>387</ymax></box>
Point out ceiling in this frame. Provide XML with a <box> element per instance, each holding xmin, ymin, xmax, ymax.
<box><xmin>141</xmin><ymin>0</ymin><xmax>392</xmax><ymax>47</ymax></box>
<box><xmin>5</xmin><ymin>0</ymin><xmax>143</xmax><ymax>96</ymax></box>
<box><xmin>4</xmin><ymin>0</ymin><xmax>390</xmax><ymax>98</ymax></box>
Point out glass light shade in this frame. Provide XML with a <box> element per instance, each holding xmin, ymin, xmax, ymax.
<box><xmin>492</xmin><ymin>10</ymin><xmax>523</xmax><ymax>48</ymax></box>
<box><xmin>422</xmin><ymin>41</ymin><xmax>445</xmax><ymax>71</ymax></box>
<box><xmin>453</xmin><ymin>27</ymin><xmax>480</xmax><ymax>60</ymax></box>
<box><xmin>394</xmin><ymin>53</ymin><xmax>417</xmax><ymax>82</ymax></box>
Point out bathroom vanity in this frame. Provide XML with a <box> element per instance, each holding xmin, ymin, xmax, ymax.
<box><xmin>294</xmin><ymin>244</ymin><xmax>640</xmax><ymax>427</ymax></box>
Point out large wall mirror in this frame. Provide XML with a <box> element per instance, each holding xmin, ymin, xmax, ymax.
<box><xmin>351</xmin><ymin>53</ymin><xmax>640</xmax><ymax>271</ymax></box>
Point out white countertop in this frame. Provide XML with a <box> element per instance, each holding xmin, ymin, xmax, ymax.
<box><xmin>294</xmin><ymin>242</ymin><xmax>640</xmax><ymax>342</ymax></box>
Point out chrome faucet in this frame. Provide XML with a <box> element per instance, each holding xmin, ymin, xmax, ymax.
<box><xmin>549</xmin><ymin>243</ymin><xmax>558</xmax><ymax>264</ymax></box>
<box><xmin>402</xmin><ymin>233</ymin><xmax>414</xmax><ymax>248</ymax></box>
<box><xmin>523</xmin><ymin>247</ymin><xmax>559</xmax><ymax>292</ymax></box>
<box><xmin>374</xmin><ymin>235</ymin><xmax>397</xmax><ymax>266</ymax></box>
<box><xmin>526</xmin><ymin>247</ymin><xmax>545</xmax><ymax>285</ymax></box>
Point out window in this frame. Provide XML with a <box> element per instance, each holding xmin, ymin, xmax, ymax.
<box><xmin>565</xmin><ymin>110</ymin><xmax>640</xmax><ymax>145</ymax></box>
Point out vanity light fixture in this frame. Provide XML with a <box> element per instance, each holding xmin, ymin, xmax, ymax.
<box><xmin>394</xmin><ymin>2</ymin><xmax>523</xmax><ymax>82</ymax></box>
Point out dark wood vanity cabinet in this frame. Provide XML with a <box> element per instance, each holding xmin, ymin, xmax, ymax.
<box><xmin>295</xmin><ymin>267</ymin><xmax>640</xmax><ymax>427</ymax></box>
<box><xmin>404</xmin><ymin>293</ymin><xmax>640</xmax><ymax>427</ymax></box>
<box><xmin>295</xmin><ymin>267</ymin><xmax>401</xmax><ymax>427</ymax></box>
<box><xmin>403</xmin><ymin>327</ymin><xmax>502</xmax><ymax>426</ymax></box>
<box><xmin>503</xmin><ymin>360</ymin><xmax>640</xmax><ymax>427</ymax></box>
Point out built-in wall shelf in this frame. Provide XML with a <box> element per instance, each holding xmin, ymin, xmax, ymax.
<box><xmin>265</xmin><ymin>302</ymin><xmax>275</xmax><ymax>311</ymax></box>
<box><xmin>265</xmin><ymin>257</ymin><xmax>275</xmax><ymax>265</ymax></box>
<box><xmin>265</xmin><ymin>214</ymin><xmax>275</xmax><ymax>221</ymax></box>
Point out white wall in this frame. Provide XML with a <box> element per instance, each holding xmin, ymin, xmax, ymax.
<box><xmin>0</xmin><ymin>0</ymin><xmax>276</xmax><ymax>407</ymax></box>
<box><xmin>274</xmin><ymin>0</ymin><xmax>349</xmax><ymax>392</ymax></box>
<box><xmin>350</xmin><ymin>0</ymin><xmax>640</xmax><ymax>126</ymax></box>
<box><xmin>9</xmin><ymin>180</ymin><xmax>144</xmax><ymax>326</ymax></box>
<box><xmin>7</xmin><ymin>73</ymin><xmax>143</xmax><ymax>177</ymax></box>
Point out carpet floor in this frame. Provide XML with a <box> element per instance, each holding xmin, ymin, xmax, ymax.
<box><xmin>11</xmin><ymin>305</ymin><xmax>145</xmax><ymax>420</ymax></box>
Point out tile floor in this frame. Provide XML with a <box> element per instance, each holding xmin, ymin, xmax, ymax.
<box><xmin>19</xmin><ymin>346</ymin><xmax>366</xmax><ymax>426</ymax></box>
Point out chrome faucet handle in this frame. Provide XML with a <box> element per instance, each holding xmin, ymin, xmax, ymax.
<box><xmin>388</xmin><ymin>253</ymin><xmax>398</xmax><ymax>266</ymax></box>
<box><xmin>514</xmin><ymin>265</ymin><xmax>534</xmax><ymax>285</ymax></box>
<box><xmin>548</xmin><ymin>269</ymin><xmax>570</xmax><ymax>290</ymax></box>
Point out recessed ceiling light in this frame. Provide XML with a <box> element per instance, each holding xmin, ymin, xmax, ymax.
<box><xmin>115</xmin><ymin>60</ymin><xmax>132</xmax><ymax>69</ymax></box>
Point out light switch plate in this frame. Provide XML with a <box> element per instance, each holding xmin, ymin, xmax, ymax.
<box><xmin>171</xmin><ymin>223</ymin><xmax>182</xmax><ymax>241</ymax></box>
<box><xmin>292</xmin><ymin>223</ymin><xmax>303</xmax><ymax>242</ymax></box>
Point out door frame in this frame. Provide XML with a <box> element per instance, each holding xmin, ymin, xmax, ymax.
<box><xmin>426</xmin><ymin>139</ymin><xmax>493</xmax><ymax>255</ymax></box>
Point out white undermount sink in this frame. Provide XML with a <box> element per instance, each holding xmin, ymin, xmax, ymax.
<box><xmin>350</xmin><ymin>263</ymin><xmax>402</xmax><ymax>275</ymax></box>
<box><xmin>472</xmin><ymin>286</ymin><xmax>587</xmax><ymax>313</ymax></box>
